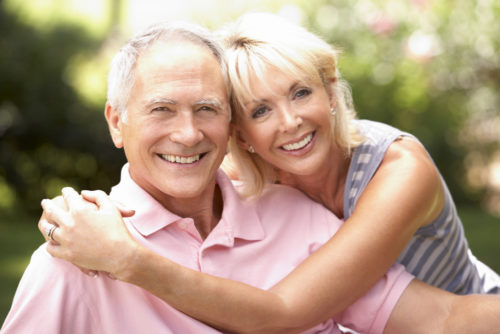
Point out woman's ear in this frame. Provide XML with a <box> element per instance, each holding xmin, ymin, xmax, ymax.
<box><xmin>104</xmin><ymin>102</ymin><xmax>124</xmax><ymax>149</ymax></box>
<box><xmin>326</xmin><ymin>78</ymin><xmax>337</xmax><ymax>107</ymax></box>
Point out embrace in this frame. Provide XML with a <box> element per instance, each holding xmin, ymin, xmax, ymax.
<box><xmin>3</xmin><ymin>12</ymin><xmax>500</xmax><ymax>334</ymax></box>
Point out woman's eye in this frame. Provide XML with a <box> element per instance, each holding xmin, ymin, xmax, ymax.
<box><xmin>251</xmin><ymin>106</ymin><xmax>269</xmax><ymax>118</ymax></box>
<box><xmin>295</xmin><ymin>88</ymin><xmax>311</xmax><ymax>99</ymax></box>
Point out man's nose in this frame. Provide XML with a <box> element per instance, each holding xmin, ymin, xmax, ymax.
<box><xmin>278</xmin><ymin>105</ymin><xmax>303</xmax><ymax>133</ymax></box>
<box><xmin>169</xmin><ymin>112</ymin><xmax>204</xmax><ymax>147</ymax></box>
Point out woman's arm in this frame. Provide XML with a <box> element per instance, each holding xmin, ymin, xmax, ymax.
<box><xmin>384</xmin><ymin>279</ymin><xmax>500</xmax><ymax>334</ymax></box>
<box><xmin>40</xmin><ymin>138</ymin><xmax>445</xmax><ymax>332</ymax></box>
<box><xmin>40</xmin><ymin>190</ymin><xmax>305</xmax><ymax>334</ymax></box>
<box><xmin>253</xmin><ymin>138</ymin><xmax>445</xmax><ymax>326</ymax></box>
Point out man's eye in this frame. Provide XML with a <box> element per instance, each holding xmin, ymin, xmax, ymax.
<box><xmin>252</xmin><ymin>106</ymin><xmax>269</xmax><ymax>118</ymax></box>
<box><xmin>199</xmin><ymin>106</ymin><xmax>216</xmax><ymax>113</ymax></box>
<box><xmin>295</xmin><ymin>88</ymin><xmax>311</xmax><ymax>99</ymax></box>
<box><xmin>152</xmin><ymin>106</ymin><xmax>170</xmax><ymax>112</ymax></box>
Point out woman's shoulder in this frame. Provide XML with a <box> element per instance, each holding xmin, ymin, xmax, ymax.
<box><xmin>354</xmin><ymin>120</ymin><xmax>412</xmax><ymax>143</ymax></box>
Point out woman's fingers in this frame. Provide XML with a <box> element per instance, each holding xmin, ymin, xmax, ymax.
<box><xmin>39</xmin><ymin>218</ymin><xmax>60</xmax><ymax>245</ymax></box>
<box><xmin>81</xmin><ymin>190</ymin><xmax>135</xmax><ymax>217</ymax></box>
<box><xmin>79</xmin><ymin>268</ymin><xmax>99</xmax><ymax>278</ymax></box>
<box><xmin>112</xmin><ymin>200</ymin><xmax>135</xmax><ymax>217</ymax></box>
<box><xmin>41</xmin><ymin>199</ymin><xmax>68</xmax><ymax>229</ymax></box>
<box><xmin>80</xmin><ymin>190</ymin><xmax>112</xmax><ymax>210</ymax></box>
<box><xmin>38</xmin><ymin>213</ymin><xmax>50</xmax><ymax>242</ymax></box>
<box><xmin>38</xmin><ymin>195</ymin><xmax>66</xmax><ymax>243</ymax></box>
<box><xmin>61</xmin><ymin>187</ymin><xmax>96</xmax><ymax>212</ymax></box>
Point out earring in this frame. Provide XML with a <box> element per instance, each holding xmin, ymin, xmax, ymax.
<box><xmin>248</xmin><ymin>145</ymin><xmax>255</xmax><ymax>153</ymax></box>
<box><xmin>330</xmin><ymin>107</ymin><xmax>337</xmax><ymax>116</ymax></box>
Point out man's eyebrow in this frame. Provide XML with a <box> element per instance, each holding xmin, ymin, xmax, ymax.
<box><xmin>145</xmin><ymin>98</ymin><xmax>177</xmax><ymax>108</ymax></box>
<box><xmin>194</xmin><ymin>99</ymin><xmax>222</xmax><ymax>109</ymax></box>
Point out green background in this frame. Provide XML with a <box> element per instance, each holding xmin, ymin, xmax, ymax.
<box><xmin>1</xmin><ymin>0</ymin><xmax>499</xmax><ymax>323</ymax></box>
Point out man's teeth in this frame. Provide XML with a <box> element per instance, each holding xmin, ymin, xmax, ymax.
<box><xmin>161</xmin><ymin>154</ymin><xmax>200</xmax><ymax>164</ymax></box>
<box><xmin>282</xmin><ymin>133</ymin><xmax>313</xmax><ymax>151</ymax></box>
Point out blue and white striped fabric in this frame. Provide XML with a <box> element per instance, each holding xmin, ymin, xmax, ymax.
<box><xmin>344</xmin><ymin>120</ymin><xmax>500</xmax><ymax>294</ymax></box>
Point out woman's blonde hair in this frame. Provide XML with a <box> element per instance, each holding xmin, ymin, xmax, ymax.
<box><xmin>219</xmin><ymin>12</ymin><xmax>363</xmax><ymax>198</ymax></box>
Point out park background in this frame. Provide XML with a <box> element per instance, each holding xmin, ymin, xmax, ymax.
<box><xmin>1</xmin><ymin>0</ymin><xmax>499</xmax><ymax>322</ymax></box>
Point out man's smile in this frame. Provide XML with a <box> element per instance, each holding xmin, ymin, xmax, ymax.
<box><xmin>158</xmin><ymin>153</ymin><xmax>206</xmax><ymax>164</ymax></box>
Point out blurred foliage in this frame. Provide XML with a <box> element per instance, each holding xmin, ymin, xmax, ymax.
<box><xmin>0</xmin><ymin>4</ymin><xmax>125</xmax><ymax>214</ymax></box>
<box><xmin>303</xmin><ymin>0</ymin><xmax>500</xmax><ymax>207</ymax></box>
<box><xmin>0</xmin><ymin>0</ymin><xmax>499</xmax><ymax>216</ymax></box>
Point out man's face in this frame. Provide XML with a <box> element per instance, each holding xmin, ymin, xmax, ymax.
<box><xmin>107</xmin><ymin>40</ymin><xmax>230</xmax><ymax>204</ymax></box>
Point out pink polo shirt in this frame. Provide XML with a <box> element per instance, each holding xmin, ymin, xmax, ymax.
<box><xmin>2</xmin><ymin>164</ymin><xmax>413</xmax><ymax>334</ymax></box>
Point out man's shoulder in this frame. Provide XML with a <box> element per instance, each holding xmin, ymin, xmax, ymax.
<box><xmin>21</xmin><ymin>244</ymin><xmax>90</xmax><ymax>287</ymax></box>
<box><xmin>257</xmin><ymin>184</ymin><xmax>335</xmax><ymax>220</ymax></box>
<box><xmin>2</xmin><ymin>244</ymin><xmax>101</xmax><ymax>333</ymax></box>
<box><xmin>260</xmin><ymin>183</ymin><xmax>312</xmax><ymax>202</ymax></box>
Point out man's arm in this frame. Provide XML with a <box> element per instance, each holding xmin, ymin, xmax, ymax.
<box><xmin>384</xmin><ymin>279</ymin><xmax>500</xmax><ymax>334</ymax></box>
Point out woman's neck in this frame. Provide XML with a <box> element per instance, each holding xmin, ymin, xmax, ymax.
<box><xmin>278</xmin><ymin>148</ymin><xmax>350</xmax><ymax>218</ymax></box>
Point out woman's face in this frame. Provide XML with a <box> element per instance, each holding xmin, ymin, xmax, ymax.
<box><xmin>235</xmin><ymin>67</ymin><xmax>335</xmax><ymax>176</ymax></box>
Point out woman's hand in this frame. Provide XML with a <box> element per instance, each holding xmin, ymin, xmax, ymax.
<box><xmin>39</xmin><ymin>187</ymin><xmax>138</xmax><ymax>277</ymax></box>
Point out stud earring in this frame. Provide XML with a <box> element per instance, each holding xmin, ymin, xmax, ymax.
<box><xmin>248</xmin><ymin>145</ymin><xmax>255</xmax><ymax>153</ymax></box>
<box><xmin>330</xmin><ymin>107</ymin><xmax>337</xmax><ymax>116</ymax></box>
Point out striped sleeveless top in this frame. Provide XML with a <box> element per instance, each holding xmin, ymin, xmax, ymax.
<box><xmin>344</xmin><ymin>120</ymin><xmax>500</xmax><ymax>294</ymax></box>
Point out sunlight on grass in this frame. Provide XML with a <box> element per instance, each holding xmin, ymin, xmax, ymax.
<box><xmin>0</xmin><ymin>256</ymin><xmax>32</xmax><ymax>280</ymax></box>
<box><xmin>4</xmin><ymin>0</ymin><xmax>109</xmax><ymax>36</ymax></box>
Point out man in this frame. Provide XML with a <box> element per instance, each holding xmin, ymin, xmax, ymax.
<box><xmin>2</xmin><ymin>21</ymin><xmax>500</xmax><ymax>334</ymax></box>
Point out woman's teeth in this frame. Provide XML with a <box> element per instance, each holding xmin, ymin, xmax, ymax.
<box><xmin>282</xmin><ymin>133</ymin><xmax>313</xmax><ymax>151</ymax></box>
<box><xmin>161</xmin><ymin>154</ymin><xmax>200</xmax><ymax>164</ymax></box>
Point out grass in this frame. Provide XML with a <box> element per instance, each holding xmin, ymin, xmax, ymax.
<box><xmin>459</xmin><ymin>206</ymin><xmax>500</xmax><ymax>272</ymax></box>
<box><xmin>0</xmin><ymin>211</ymin><xmax>45</xmax><ymax>324</ymax></box>
<box><xmin>0</xmin><ymin>207</ymin><xmax>499</xmax><ymax>324</ymax></box>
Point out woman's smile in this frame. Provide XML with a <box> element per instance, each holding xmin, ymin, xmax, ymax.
<box><xmin>279</xmin><ymin>131</ymin><xmax>316</xmax><ymax>154</ymax></box>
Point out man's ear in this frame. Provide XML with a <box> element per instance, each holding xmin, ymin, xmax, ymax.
<box><xmin>104</xmin><ymin>102</ymin><xmax>124</xmax><ymax>148</ymax></box>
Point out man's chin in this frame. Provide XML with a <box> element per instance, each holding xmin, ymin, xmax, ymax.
<box><xmin>160</xmin><ymin>180</ymin><xmax>214</xmax><ymax>199</ymax></box>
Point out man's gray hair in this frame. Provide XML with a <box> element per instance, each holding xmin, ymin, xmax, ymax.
<box><xmin>107</xmin><ymin>21</ymin><xmax>229</xmax><ymax>121</ymax></box>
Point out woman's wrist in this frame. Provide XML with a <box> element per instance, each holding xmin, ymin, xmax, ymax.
<box><xmin>112</xmin><ymin>240</ymin><xmax>147</xmax><ymax>282</ymax></box>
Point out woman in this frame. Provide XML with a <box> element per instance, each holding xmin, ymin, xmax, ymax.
<box><xmin>40</xmin><ymin>12</ymin><xmax>500</xmax><ymax>332</ymax></box>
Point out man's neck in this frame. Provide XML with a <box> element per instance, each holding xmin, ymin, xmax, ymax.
<box><xmin>157</xmin><ymin>184</ymin><xmax>223</xmax><ymax>240</ymax></box>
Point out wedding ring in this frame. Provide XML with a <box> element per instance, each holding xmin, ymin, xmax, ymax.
<box><xmin>47</xmin><ymin>224</ymin><xmax>57</xmax><ymax>241</ymax></box>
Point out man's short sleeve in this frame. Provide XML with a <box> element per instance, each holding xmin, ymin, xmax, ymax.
<box><xmin>334</xmin><ymin>264</ymin><xmax>414</xmax><ymax>334</ymax></box>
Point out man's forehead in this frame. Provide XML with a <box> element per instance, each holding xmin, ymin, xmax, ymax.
<box><xmin>139</xmin><ymin>39</ymin><xmax>219</xmax><ymax>70</ymax></box>
<box><xmin>130</xmin><ymin>40</ymin><xmax>228</xmax><ymax>105</ymax></box>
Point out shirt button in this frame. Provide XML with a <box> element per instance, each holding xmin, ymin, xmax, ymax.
<box><xmin>178</xmin><ymin>221</ymin><xmax>188</xmax><ymax>229</ymax></box>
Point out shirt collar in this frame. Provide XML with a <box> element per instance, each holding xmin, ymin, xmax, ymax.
<box><xmin>109</xmin><ymin>164</ymin><xmax>265</xmax><ymax>242</ymax></box>
<box><xmin>214</xmin><ymin>169</ymin><xmax>264</xmax><ymax>242</ymax></box>
<box><xmin>110</xmin><ymin>164</ymin><xmax>183</xmax><ymax>236</ymax></box>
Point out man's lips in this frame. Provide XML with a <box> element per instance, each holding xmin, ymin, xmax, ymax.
<box><xmin>158</xmin><ymin>153</ymin><xmax>207</xmax><ymax>164</ymax></box>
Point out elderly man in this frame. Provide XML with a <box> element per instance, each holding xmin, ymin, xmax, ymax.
<box><xmin>3</xmin><ymin>21</ymin><xmax>500</xmax><ymax>334</ymax></box>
